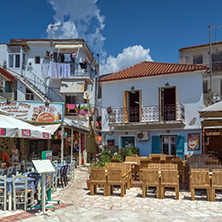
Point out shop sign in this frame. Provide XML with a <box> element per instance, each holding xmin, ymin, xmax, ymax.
<box><xmin>205</xmin><ymin>132</ymin><xmax>221</xmax><ymax>136</ymax></box>
<box><xmin>0</xmin><ymin>100</ymin><xmax>64</xmax><ymax>123</ymax></box>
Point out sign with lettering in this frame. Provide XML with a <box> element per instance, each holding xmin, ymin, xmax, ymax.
<box><xmin>0</xmin><ymin>101</ymin><xmax>64</xmax><ymax>123</ymax></box>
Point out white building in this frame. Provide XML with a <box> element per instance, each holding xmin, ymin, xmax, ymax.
<box><xmin>99</xmin><ymin>61</ymin><xmax>208</xmax><ymax>160</ymax></box>
<box><xmin>179</xmin><ymin>41</ymin><xmax>222</xmax><ymax>105</ymax></box>
<box><xmin>0</xmin><ymin>39</ymin><xmax>99</xmax><ymax>162</ymax></box>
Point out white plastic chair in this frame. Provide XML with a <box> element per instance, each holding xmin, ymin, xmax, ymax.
<box><xmin>52</xmin><ymin>166</ymin><xmax>58</xmax><ymax>193</ymax></box>
<box><xmin>0</xmin><ymin>169</ymin><xmax>4</xmax><ymax>176</ymax></box>
<box><xmin>12</xmin><ymin>175</ymin><xmax>34</xmax><ymax>211</ymax></box>
<box><xmin>15</xmin><ymin>164</ymin><xmax>21</xmax><ymax>172</ymax></box>
<box><xmin>7</xmin><ymin>166</ymin><xmax>14</xmax><ymax>177</ymax></box>
<box><xmin>0</xmin><ymin>175</ymin><xmax>7</xmax><ymax>211</ymax></box>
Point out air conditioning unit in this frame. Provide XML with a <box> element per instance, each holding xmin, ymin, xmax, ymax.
<box><xmin>137</xmin><ymin>131</ymin><xmax>149</xmax><ymax>141</ymax></box>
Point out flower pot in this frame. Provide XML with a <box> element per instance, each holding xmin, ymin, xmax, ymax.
<box><xmin>86</xmin><ymin>180</ymin><xmax>91</xmax><ymax>190</ymax></box>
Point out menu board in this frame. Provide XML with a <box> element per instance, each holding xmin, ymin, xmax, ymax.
<box><xmin>0</xmin><ymin>100</ymin><xmax>64</xmax><ymax>123</ymax></box>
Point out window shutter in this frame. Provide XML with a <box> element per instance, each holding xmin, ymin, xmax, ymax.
<box><xmin>176</xmin><ymin>135</ymin><xmax>184</xmax><ymax>160</ymax></box>
<box><xmin>175</xmin><ymin>86</ymin><xmax>177</xmax><ymax>120</ymax></box>
<box><xmin>139</xmin><ymin>89</ymin><xmax>142</xmax><ymax>122</ymax></box>
<box><xmin>152</xmin><ymin>136</ymin><xmax>161</xmax><ymax>154</ymax></box>
<box><xmin>123</xmin><ymin>91</ymin><xmax>128</xmax><ymax>123</ymax></box>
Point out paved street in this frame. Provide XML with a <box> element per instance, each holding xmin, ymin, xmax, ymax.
<box><xmin>23</xmin><ymin>167</ymin><xmax>222</xmax><ymax>222</ymax></box>
<box><xmin>1</xmin><ymin>167</ymin><xmax>222</xmax><ymax>221</ymax></box>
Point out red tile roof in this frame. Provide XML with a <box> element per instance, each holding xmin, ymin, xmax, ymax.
<box><xmin>99</xmin><ymin>61</ymin><xmax>208</xmax><ymax>82</ymax></box>
<box><xmin>179</xmin><ymin>41</ymin><xmax>222</xmax><ymax>51</ymax></box>
<box><xmin>0</xmin><ymin>67</ymin><xmax>15</xmax><ymax>81</ymax></box>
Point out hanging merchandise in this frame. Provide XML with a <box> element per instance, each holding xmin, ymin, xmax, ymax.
<box><xmin>64</xmin><ymin>54</ymin><xmax>71</xmax><ymax>62</ymax></box>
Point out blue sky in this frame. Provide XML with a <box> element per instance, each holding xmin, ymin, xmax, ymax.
<box><xmin>1</xmin><ymin>0</ymin><xmax>222</xmax><ymax>74</ymax></box>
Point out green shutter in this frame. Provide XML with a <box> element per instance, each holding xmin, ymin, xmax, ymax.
<box><xmin>152</xmin><ymin>136</ymin><xmax>161</xmax><ymax>154</ymax></box>
<box><xmin>176</xmin><ymin>135</ymin><xmax>184</xmax><ymax>160</ymax></box>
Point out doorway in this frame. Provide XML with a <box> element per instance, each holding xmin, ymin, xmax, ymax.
<box><xmin>122</xmin><ymin>137</ymin><xmax>135</xmax><ymax>148</ymax></box>
<box><xmin>160</xmin><ymin>87</ymin><xmax>176</xmax><ymax>121</ymax></box>
<box><xmin>162</xmin><ymin>136</ymin><xmax>176</xmax><ymax>155</ymax></box>
<box><xmin>129</xmin><ymin>90</ymin><xmax>140</xmax><ymax>122</ymax></box>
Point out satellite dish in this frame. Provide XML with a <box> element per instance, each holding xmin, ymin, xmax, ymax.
<box><xmin>83</xmin><ymin>90</ymin><xmax>93</xmax><ymax>100</ymax></box>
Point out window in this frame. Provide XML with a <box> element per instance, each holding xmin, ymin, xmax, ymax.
<box><xmin>35</xmin><ymin>56</ymin><xmax>40</xmax><ymax>64</ymax></box>
<box><xmin>212</xmin><ymin>52</ymin><xmax>222</xmax><ymax>72</ymax></box>
<box><xmin>193</xmin><ymin>55</ymin><xmax>203</xmax><ymax>64</ymax></box>
<box><xmin>8</xmin><ymin>54</ymin><xmax>20</xmax><ymax>68</ymax></box>
<box><xmin>203</xmin><ymin>80</ymin><xmax>208</xmax><ymax>94</ymax></box>
<box><xmin>25</xmin><ymin>88</ymin><xmax>34</xmax><ymax>100</ymax></box>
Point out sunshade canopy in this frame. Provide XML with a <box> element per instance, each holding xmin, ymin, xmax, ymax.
<box><xmin>0</xmin><ymin>114</ymin><xmax>51</xmax><ymax>139</ymax></box>
<box><xmin>199</xmin><ymin>101</ymin><xmax>222</xmax><ymax>118</ymax></box>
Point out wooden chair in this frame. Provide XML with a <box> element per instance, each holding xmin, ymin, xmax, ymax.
<box><xmin>107</xmin><ymin>168</ymin><xmax>126</xmax><ymax>197</ymax></box>
<box><xmin>90</xmin><ymin>167</ymin><xmax>109</xmax><ymax>196</ymax></box>
<box><xmin>211</xmin><ymin>169</ymin><xmax>222</xmax><ymax>201</ymax></box>
<box><xmin>139</xmin><ymin>159</ymin><xmax>152</xmax><ymax>181</ymax></box>
<box><xmin>141</xmin><ymin>169</ymin><xmax>161</xmax><ymax>199</ymax></box>
<box><xmin>160</xmin><ymin>169</ymin><xmax>179</xmax><ymax>200</ymax></box>
<box><xmin>172</xmin><ymin>158</ymin><xmax>187</xmax><ymax>184</ymax></box>
<box><xmin>160</xmin><ymin>164</ymin><xmax>177</xmax><ymax>170</ymax></box>
<box><xmin>165</xmin><ymin>155</ymin><xmax>173</xmax><ymax>163</ymax></box>
<box><xmin>123</xmin><ymin>163</ymin><xmax>132</xmax><ymax>189</ymax></box>
<box><xmin>190</xmin><ymin>169</ymin><xmax>211</xmax><ymax>201</ymax></box>
<box><xmin>151</xmin><ymin>156</ymin><xmax>161</xmax><ymax>163</ymax></box>
<box><xmin>205</xmin><ymin>159</ymin><xmax>219</xmax><ymax>165</ymax></box>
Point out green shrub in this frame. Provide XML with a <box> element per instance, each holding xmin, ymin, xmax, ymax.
<box><xmin>122</xmin><ymin>147</ymin><xmax>133</xmax><ymax>161</ymax></box>
<box><xmin>131</xmin><ymin>145</ymin><xmax>140</xmax><ymax>155</ymax></box>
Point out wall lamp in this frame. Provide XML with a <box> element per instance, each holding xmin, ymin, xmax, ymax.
<box><xmin>45</xmin><ymin>101</ymin><xmax>50</xmax><ymax>107</ymax></box>
<box><xmin>6</xmin><ymin>99</ymin><xmax>11</xmax><ymax>105</ymax></box>
<box><xmin>131</xmin><ymin>86</ymin><xmax>135</xmax><ymax>90</ymax></box>
<box><xmin>165</xmin><ymin>82</ymin><xmax>170</xmax><ymax>87</ymax></box>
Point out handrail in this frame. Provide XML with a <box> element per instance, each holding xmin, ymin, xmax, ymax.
<box><xmin>109</xmin><ymin>104</ymin><xmax>185</xmax><ymax>125</ymax></box>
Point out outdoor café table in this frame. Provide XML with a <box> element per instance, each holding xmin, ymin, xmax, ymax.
<box><xmin>6</xmin><ymin>176</ymin><xmax>36</xmax><ymax>210</ymax></box>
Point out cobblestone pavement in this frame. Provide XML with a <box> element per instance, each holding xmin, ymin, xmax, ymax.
<box><xmin>2</xmin><ymin>167</ymin><xmax>222</xmax><ymax>221</ymax></box>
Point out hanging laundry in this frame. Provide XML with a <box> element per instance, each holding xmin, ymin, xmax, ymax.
<box><xmin>67</xmin><ymin>104</ymin><xmax>76</xmax><ymax>109</ymax></box>
<box><xmin>64</xmin><ymin>54</ymin><xmax>71</xmax><ymax>62</ymax></box>
<box><xmin>72</xmin><ymin>53</ymin><xmax>77</xmax><ymax>58</ymax></box>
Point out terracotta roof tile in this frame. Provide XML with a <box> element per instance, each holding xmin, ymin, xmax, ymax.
<box><xmin>99</xmin><ymin>61</ymin><xmax>208</xmax><ymax>82</ymax></box>
<box><xmin>0</xmin><ymin>67</ymin><xmax>15</xmax><ymax>81</ymax></box>
<box><xmin>179</xmin><ymin>41</ymin><xmax>222</xmax><ymax>51</ymax></box>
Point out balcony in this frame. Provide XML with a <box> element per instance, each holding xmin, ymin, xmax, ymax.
<box><xmin>109</xmin><ymin>104</ymin><xmax>185</xmax><ymax>128</ymax></box>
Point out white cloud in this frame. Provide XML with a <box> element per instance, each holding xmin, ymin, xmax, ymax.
<box><xmin>47</xmin><ymin>0</ymin><xmax>105</xmax><ymax>53</ymax></box>
<box><xmin>46</xmin><ymin>1</ymin><xmax>153</xmax><ymax>75</ymax></box>
<box><xmin>100</xmin><ymin>45</ymin><xmax>153</xmax><ymax>75</ymax></box>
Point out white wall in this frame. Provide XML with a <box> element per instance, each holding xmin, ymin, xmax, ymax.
<box><xmin>101</xmin><ymin>71</ymin><xmax>204</xmax><ymax>132</ymax></box>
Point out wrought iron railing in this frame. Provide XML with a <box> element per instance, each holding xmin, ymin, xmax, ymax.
<box><xmin>109</xmin><ymin>104</ymin><xmax>185</xmax><ymax>125</ymax></box>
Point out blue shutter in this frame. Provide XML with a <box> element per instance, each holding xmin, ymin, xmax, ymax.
<box><xmin>152</xmin><ymin>136</ymin><xmax>161</xmax><ymax>154</ymax></box>
<box><xmin>176</xmin><ymin>136</ymin><xmax>184</xmax><ymax>160</ymax></box>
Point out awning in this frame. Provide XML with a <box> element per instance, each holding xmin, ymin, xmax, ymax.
<box><xmin>55</xmin><ymin>44</ymin><xmax>83</xmax><ymax>50</ymax></box>
<box><xmin>0</xmin><ymin>67</ymin><xmax>15</xmax><ymax>82</ymax></box>
<box><xmin>199</xmin><ymin>101</ymin><xmax>222</xmax><ymax>118</ymax></box>
<box><xmin>60</xmin><ymin>81</ymin><xmax>85</xmax><ymax>94</ymax></box>
<box><xmin>35</xmin><ymin>124</ymin><xmax>61</xmax><ymax>135</ymax></box>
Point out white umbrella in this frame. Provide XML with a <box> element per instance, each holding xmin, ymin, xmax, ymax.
<box><xmin>0</xmin><ymin>114</ymin><xmax>51</xmax><ymax>139</ymax></box>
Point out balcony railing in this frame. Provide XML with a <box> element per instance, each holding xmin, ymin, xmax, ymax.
<box><xmin>109</xmin><ymin>104</ymin><xmax>185</xmax><ymax>125</ymax></box>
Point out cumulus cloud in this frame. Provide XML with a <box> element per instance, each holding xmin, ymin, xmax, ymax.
<box><xmin>46</xmin><ymin>0</ymin><xmax>105</xmax><ymax>54</ymax></box>
<box><xmin>46</xmin><ymin>1</ymin><xmax>153</xmax><ymax>75</ymax></box>
<box><xmin>100</xmin><ymin>45</ymin><xmax>153</xmax><ymax>75</ymax></box>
